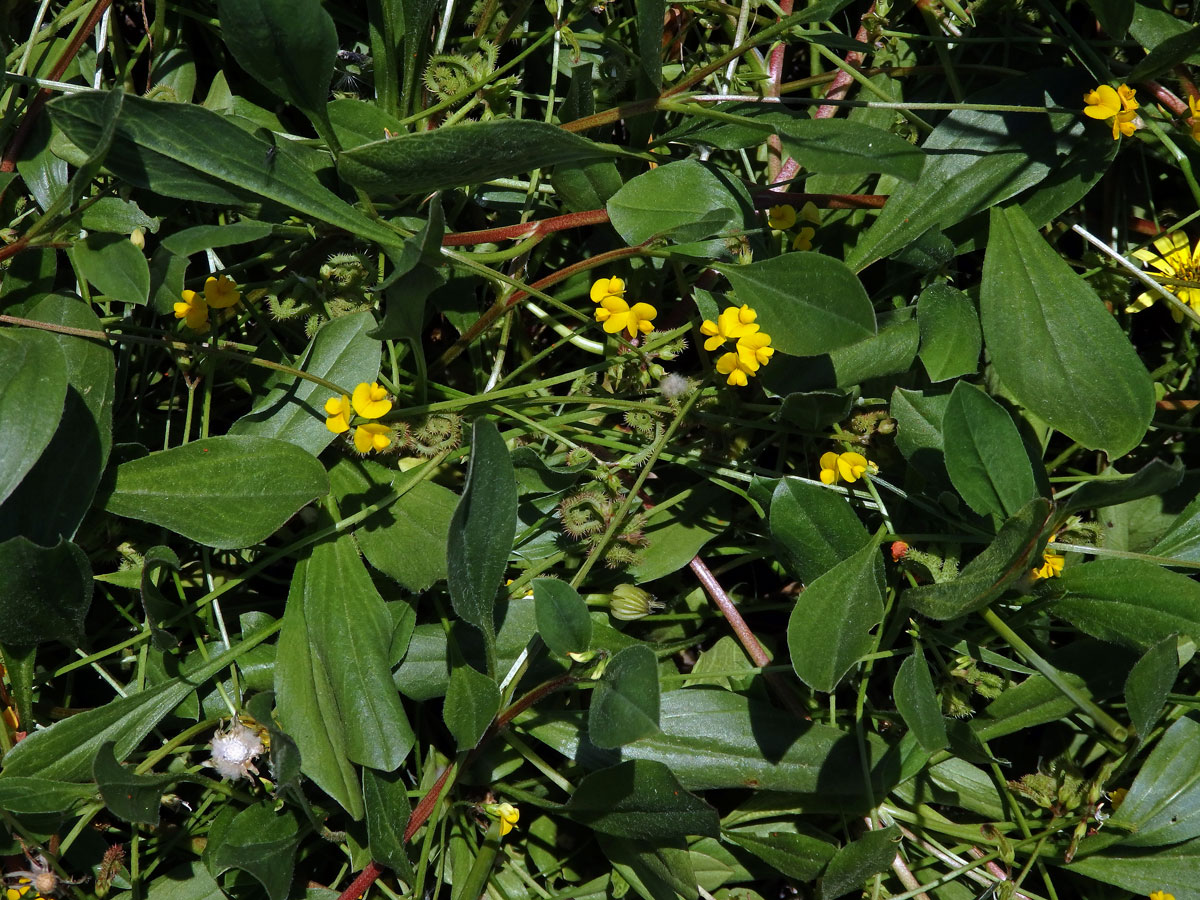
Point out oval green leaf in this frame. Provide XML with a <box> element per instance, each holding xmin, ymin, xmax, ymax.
<box><xmin>606</xmin><ymin>160</ymin><xmax>752</xmax><ymax>246</ymax></box>
<box><xmin>588</xmin><ymin>644</ymin><xmax>661</xmax><ymax>749</ymax></box>
<box><xmin>533</xmin><ymin>578</ymin><xmax>592</xmax><ymax>657</ymax></box>
<box><xmin>443</xmin><ymin>663</ymin><xmax>500</xmax><ymax>750</ymax></box>
<box><xmin>0</xmin><ymin>329</ymin><xmax>67</xmax><ymax>506</ymax></box>
<box><xmin>564</xmin><ymin>760</ymin><xmax>719</xmax><ymax>840</ymax></box>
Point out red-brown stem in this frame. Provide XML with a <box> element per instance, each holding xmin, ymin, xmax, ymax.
<box><xmin>442</xmin><ymin>209</ymin><xmax>610</xmax><ymax>246</ymax></box>
<box><xmin>335</xmin><ymin>861</ymin><xmax>384</xmax><ymax>900</ymax></box>
<box><xmin>433</xmin><ymin>243</ymin><xmax>646</xmax><ymax>369</ymax></box>
<box><xmin>1145</xmin><ymin>78</ymin><xmax>1188</xmax><ymax>117</ymax></box>
<box><xmin>1</xmin><ymin>0</ymin><xmax>113</xmax><ymax>174</ymax></box>
<box><xmin>402</xmin><ymin>762</ymin><xmax>456</xmax><ymax>844</ymax></box>
<box><xmin>765</xmin><ymin>0</ymin><xmax>795</xmax><ymax>184</ymax></box>
<box><xmin>689</xmin><ymin>556</ymin><xmax>809</xmax><ymax>720</ymax></box>
<box><xmin>0</xmin><ymin>237</ymin><xmax>32</xmax><ymax>264</ymax></box>
<box><xmin>753</xmin><ymin>190</ymin><xmax>886</xmax><ymax>210</ymax></box>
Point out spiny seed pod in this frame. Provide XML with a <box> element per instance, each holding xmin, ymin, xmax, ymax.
<box><xmin>608</xmin><ymin>584</ymin><xmax>663</xmax><ymax>620</ymax></box>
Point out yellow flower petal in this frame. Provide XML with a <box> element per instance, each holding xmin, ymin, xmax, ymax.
<box><xmin>204</xmin><ymin>274</ymin><xmax>242</xmax><ymax>309</ymax></box>
<box><xmin>352</xmin><ymin>382</ymin><xmax>392</xmax><ymax>418</ymax></box>
<box><xmin>590</xmin><ymin>276</ymin><xmax>625</xmax><ymax>303</ymax></box>
<box><xmin>1117</xmin><ymin>84</ymin><xmax>1138</xmax><ymax>111</ymax></box>
<box><xmin>353</xmin><ymin>423</ymin><xmax>393</xmax><ymax>454</ymax></box>
<box><xmin>1083</xmin><ymin>84</ymin><xmax>1121</xmax><ymax>119</ymax></box>
<box><xmin>767</xmin><ymin>204</ymin><xmax>797</xmax><ymax>230</ymax></box>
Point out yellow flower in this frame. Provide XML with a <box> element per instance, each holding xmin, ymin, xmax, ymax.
<box><xmin>1032</xmin><ymin>551</ymin><xmax>1064</xmax><ymax>580</ymax></box>
<box><xmin>483</xmin><ymin>801</ymin><xmax>520</xmax><ymax>836</ymax></box>
<box><xmin>1149</xmin><ymin>892</ymin><xmax>1174</xmax><ymax>900</ymax></box>
<box><xmin>204</xmin><ymin>274</ymin><xmax>241</xmax><ymax>309</ymax></box>
<box><xmin>173</xmin><ymin>290</ymin><xmax>210</xmax><ymax>332</ymax></box>
<box><xmin>799</xmin><ymin>201</ymin><xmax>821</xmax><ymax>225</ymax></box>
<box><xmin>1083</xmin><ymin>84</ymin><xmax>1139</xmax><ymax>140</ymax></box>
<box><xmin>353</xmin><ymin>423</ymin><xmax>393</xmax><ymax>454</ymax></box>
<box><xmin>1130</xmin><ymin>231</ymin><xmax>1200</xmax><ymax>318</ymax></box>
<box><xmin>819</xmin><ymin>451</ymin><xmax>872</xmax><ymax>485</ymax></box>
<box><xmin>792</xmin><ymin>227</ymin><xmax>816</xmax><ymax>251</ymax></box>
<box><xmin>699</xmin><ymin>304</ymin><xmax>759</xmax><ymax>351</ymax></box>
<box><xmin>595</xmin><ymin>295</ymin><xmax>657</xmax><ymax>337</ymax></box>
<box><xmin>736</xmin><ymin>331</ymin><xmax>774</xmax><ymax>371</ymax></box>
<box><xmin>767</xmin><ymin>204</ymin><xmax>796</xmax><ymax>230</ymax></box>
<box><xmin>715</xmin><ymin>350</ymin><xmax>754</xmax><ymax>387</ymax></box>
<box><xmin>1189</xmin><ymin>96</ymin><xmax>1200</xmax><ymax>141</ymax></box>
<box><xmin>589</xmin><ymin>276</ymin><xmax>626</xmax><ymax>304</ymax></box>
<box><xmin>324</xmin><ymin>394</ymin><xmax>352</xmax><ymax>434</ymax></box>
<box><xmin>6</xmin><ymin>878</ymin><xmax>33</xmax><ymax>900</ymax></box>
<box><xmin>352</xmin><ymin>382</ymin><xmax>392</xmax><ymax>419</ymax></box>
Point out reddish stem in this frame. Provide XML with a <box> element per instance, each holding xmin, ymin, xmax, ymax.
<box><xmin>1145</xmin><ymin>78</ymin><xmax>1188</xmax><ymax>117</ymax></box>
<box><xmin>765</xmin><ymin>0</ymin><xmax>795</xmax><ymax>184</ymax></box>
<box><xmin>442</xmin><ymin>209</ymin><xmax>610</xmax><ymax>246</ymax></box>
<box><xmin>753</xmin><ymin>191</ymin><xmax>886</xmax><ymax>210</ymax></box>
<box><xmin>1</xmin><ymin>0</ymin><xmax>113</xmax><ymax>174</ymax></box>
<box><xmin>335</xmin><ymin>861</ymin><xmax>384</xmax><ymax>900</ymax></box>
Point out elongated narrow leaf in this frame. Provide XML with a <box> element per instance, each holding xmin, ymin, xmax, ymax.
<box><xmin>48</xmin><ymin>93</ymin><xmax>402</xmax><ymax>248</ymax></box>
<box><xmin>363</xmin><ymin>768</ymin><xmax>414</xmax><ymax>880</ymax></box>
<box><xmin>230</xmin><ymin>311</ymin><xmax>381</xmax><ymax>454</ymax></box>
<box><xmin>338</xmin><ymin>119</ymin><xmax>614</xmax><ymax>194</ymax></box>
<box><xmin>0</xmin><ymin>329</ymin><xmax>67</xmax><ymax>506</ymax></box>
<box><xmin>788</xmin><ymin>538</ymin><xmax>883</xmax><ymax>692</ymax></box>
<box><xmin>982</xmin><ymin>205</ymin><xmax>1153</xmax><ymax>458</ymax></box>
<box><xmin>216</xmin><ymin>0</ymin><xmax>336</xmax><ymax>120</ymax></box>
<box><xmin>942</xmin><ymin>381</ymin><xmax>1038</xmax><ymax>520</ymax></box>
<box><xmin>447</xmin><ymin>420</ymin><xmax>518</xmax><ymax>654</ymax></box>
<box><xmin>303</xmin><ymin>531</ymin><xmax>414</xmax><ymax>770</ymax></box>
<box><xmin>274</xmin><ymin>560</ymin><xmax>363</xmax><ymax>818</ymax></box>
<box><xmin>1125</xmin><ymin>634</ymin><xmax>1180</xmax><ymax>740</ymax></box>
<box><xmin>1109</xmin><ymin>716</ymin><xmax>1200</xmax><ymax>846</ymax></box>
<box><xmin>101</xmin><ymin>435</ymin><xmax>328</xmax><ymax>549</ymax></box>
<box><xmin>722</xmin><ymin>253</ymin><xmax>876</xmax><ymax>357</ymax></box>
<box><xmin>893</xmin><ymin>649</ymin><xmax>948</xmax><ymax>752</ymax></box>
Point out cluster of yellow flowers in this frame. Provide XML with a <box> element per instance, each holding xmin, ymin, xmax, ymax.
<box><xmin>767</xmin><ymin>201</ymin><xmax>821</xmax><ymax>251</ymax></box>
<box><xmin>324</xmin><ymin>382</ymin><xmax>394</xmax><ymax>454</ymax></box>
<box><xmin>700</xmin><ymin>303</ymin><xmax>774</xmax><ymax>386</ymax></box>
<box><xmin>1083</xmin><ymin>83</ymin><xmax>1140</xmax><ymax>140</ymax></box>
<box><xmin>590</xmin><ymin>276</ymin><xmax>658</xmax><ymax>338</ymax></box>
<box><xmin>819</xmin><ymin>451</ymin><xmax>874</xmax><ymax>485</ymax></box>
<box><xmin>173</xmin><ymin>274</ymin><xmax>241</xmax><ymax>333</ymax></box>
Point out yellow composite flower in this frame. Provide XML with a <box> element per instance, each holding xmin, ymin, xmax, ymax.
<box><xmin>767</xmin><ymin>204</ymin><xmax>796</xmax><ymax>230</ymax></box>
<box><xmin>204</xmin><ymin>274</ymin><xmax>242</xmax><ymax>309</ymax></box>
<box><xmin>1032</xmin><ymin>551</ymin><xmax>1064</xmax><ymax>580</ymax></box>
<box><xmin>589</xmin><ymin>276</ymin><xmax>626</xmax><ymax>304</ymax></box>
<box><xmin>1149</xmin><ymin>892</ymin><xmax>1174</xmax><ymax>900</ymax></box>
<box><xmin>353</xmin><ymin>423</ymin><xmax>393</xmax><ymax>454</ymax></box>
<box><xmin>1130</xmin><ymin>231</ymin><xmax>1200</xmax><ymax>319</ymax></box>
<box><xmin>595</xmin><ymin>295</ymin><xmax>657</xmax><ymax>337</ymax></box>
<box><xmin>173</xmin><ymin>289</ymin><xmax>210</xmax><ymax>332</ymax></box>
<box><xmin>819</xmin><ymin>451</ymin><xmax>872</xmax><ymax>485</ymax></box>
<box><xmin>352</xmin><ymin>382</ymin><xmax>392</xmax><ymax>418</ymax></box>
<box><xmin>323</xmin><ymin>394</ymin><xmax>352</xmax><ymax>434</ymax></box>
<box><xmin>699</xmin><ymin>304</ymin><xmax>759</xmax><ymax>351</ymax></box>
<box><xmin>1083</xmin><ymin>84</ymin><xmax>1139</xmax><ymax>140</ymax></box>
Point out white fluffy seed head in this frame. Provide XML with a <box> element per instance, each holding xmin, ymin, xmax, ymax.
<box><xmin>658</xmin><ymin>373</ymin><xmax>690</xmax><ymax>400</ymax></box>
<box><xmin>208</xmin><ymin>721</ymin><xmax>264</xmax><ymax>781</ymax></box>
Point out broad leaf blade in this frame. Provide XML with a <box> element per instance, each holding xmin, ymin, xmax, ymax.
<box><xmin>589</xmin><ymin>645</ymin><xmax>661</xmax><ymax>749</ymax></box>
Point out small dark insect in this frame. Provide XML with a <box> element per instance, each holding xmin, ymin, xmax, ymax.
<box><xmin>265</xmin><ymin>145</ymin><xmax>277</xmax><ymax>168</ymax></box>
<box><xmin>336</xmin><ymin>49</ymin><xmax>371</xmax><ymax>66</ymax></box>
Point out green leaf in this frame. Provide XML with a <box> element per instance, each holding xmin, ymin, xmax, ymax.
<box><xmin>1052</xmin><ymin>558</ymin><xmax>1200</xmax><ymax>649</ymax></box>
<box><xmin>1060</xmin><ymin>458</ymin><xmax>1184</xmax><ymax>517</ymax></box>
<box><xmin>160</xmin><ymin>221</ymin><xmax>275</xmax><ymax>257</ymax></box>
<box><xmin>848</xmin><ymin>71</ymin><xmax>1094</xmax><ymax>271</ymax></box>
<box><xmin>0</xmin><ymin>537</ymin><xmax>92</xmax><ymax>645</ymax></box>
<box><xmin>204</xmin><ymin>802</ymin><xmax>300</xmax><ymax>900</ymax></box>
<box><xmin>1108</xmin><ymin>716</ymin><xmax>1200</xmax><ymax>846</ymax></box>
<box><xmin>788</xmin><ymin>537</ymin><xmax>883</xmax><ymax>692</ymax></box>
<box><xmin>916</xmin><ymin>283</ymin><xmax>980</xmax><ymax>381</ymax></box>
<box><xmin>1067</xmin><ymin>834</ymin><xmax>1200</xmax><ymax>896</ymax></box>
<box><xmin>215</xmin><ymin>0</ymin><xmax>336</xmax><ymax>120</ymax></box>
<box><xmin>0</xmin><ymin>329</ymin><xmax>67</xmax><ymax>506</ymax></box>
<box><xmin>723</xmin><ymin>822</ymin><xmax>836</xmax><ymax>881</ymax></box>
<box><xmin>551</xmin><ymin>160</ymin><xmax>624</xmax><ymax>213</ymax></box>
<box><xmin>533</xmin><ymin>578</ymin><xmax>592</xmax><ymax>657</ymax></box>
<box><xmin>893</xmin><ymin>649</ymin><xmax>948</xmax><ymax>752</ymax></box>
<box><xmin>303</xmin><ymin>531</ymin><xmax>415</xmax><ymax>770</ymax></box>
<box><xmin>448</xmin><ymin>419</ymin><xmax>518</xmax><ymax>658</ymax></box>
<box><xmin>982</xmin><ymin>204</ymin><xmax>1153</xmax><ymax>458</ymax></box>
<box><xmin>818</xmin><ymin>827</ymin><xmax>900</xmax><ymax>900</ymax></box>
<box><xmin>606</xmin><ymin>160</ymin><xmax>752</xmax><ymax>246</ymax></box>
<box><xmin>565</xmin><ymin>760</ymin><xmax>719</xmax><ymax>839</ymax></box>
<box><xmin>890</xmin><ymin>387</ymin><xmax>950</xmax><ymax>483</ymax></box>
<box><xmin>600</xmin><ymin>836</ymin><xmax>696</xmax><ymax>900</ymax></box>
<box><xmin>274</xmin><ymin>559</ymin><xmax>363</xmax><ymax>818</ymax></box>
<box><xmin>527</xmin><ymin>688</ymin><xmax>896</xmax><ymax>804</ymax></box>
<box><xmin>330</xmin><ymin>457</ymin><xmax>457</xmax><ymax>592</ymax></box>
<box><xmin>101</xmin><ymin>435</ymin><xmax>329</xmax><ymax>549</ymax></box>
<box><xmin>635</xmin><ymin>0</ymin><xmax>666</xmax><ymax>89</ymax></box>
<box><xmin>48</xmin><ymin>93</ymin><xmax>402</xmax><ymax>248</ymax></box>
<box><xmin>230</xmin><ymin>312</ymin><xmax>381</xmax><ymax>454</ymax></box>
<box><xmin>144</xmin><ymin>862</ymin><xmax>226</xmax><ymax>900</ymax></box>
<box><xmin>443</xmin><ymin>663</ymin><xmax>500</xmax><ymax>750</ymax></box>
<box><xmin>0</xmin><ymin>777</ymin><xmax>97</xmax><ymax>815</ymax></box>
<box><xmin>906</xmin><ymin>498</ymin><xmax>1053</xmax><ymax>620</ymax></box>
<box><xmin>589</xmin><ymin>645</ymin><xmax>661</xmax><ymax>749</ymax></box>
<box><xmin>1086</xmin><ymin>0</ymin><xmax>1132</xmax><ymax>39</ymax></box>
<box><xmin>0</xmin><ymin>633</ymin><xmax>274</xmax><ymax>782</ymax></box>
<box><xmin>328</xmin><ymin>98</ymin><xmax>405</xmax><ymax>149</ymax></box>
<box><xmin>942</xmin><ymin>381</ymin><xmax>1039</xmax><ymax>520</ymax></box>
<box><xmin>1130</xmin><ymin>24</ymin><xmax>1200</xmax><ymax>80</ymax></box>
<box><xmin>721</xmin><ymin>253</ymin><xmax>876</xmax><ymax>357</ymax></box>
<box><xmin>770</xmin><ymin>477</ymin><xmax>872</xmax><ymax>585</ymax></box>
<box><xmin>93</xmin><ymin>741</ymin><xmax>179</xmax><ymax>825</ymax></box>
<box><xmin>1125</xmin><ymin>634</ymin><xmax>1181</xmax><ymax>741</ymax></box>
<box><xmin>627</xmin><ymin>487</ymin><xmax>727</xmax><ymax>583</ymax></box>
<box><xmin>363</xmin><ymin>767</ymin><xmax>415</xmax><ymax>881</ymax></box>
<box><xmin>1147</xmin><ymin>492</ymin><xmax>1200</xmax><ymax>562</ymax></box>
<box><xmin>0</xmin><ymin>294</ymin><xmax>114</xmax><ymax>544</ymax></box>
<box><xmin>338</xmin><ymin>119</ymin><xmax>613</xmax><ymax>194</ymax></box>
<box><xmin>139</xmin><ymin>545</ymin><xmax>181</xmax><ymax>650</ymax></box>
<box><xmin>70</xmin><ymin>232</ymin><xmax>149</xmax><ymax>305</ymax></box>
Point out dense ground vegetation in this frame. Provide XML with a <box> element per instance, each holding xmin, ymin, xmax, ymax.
<box><xmin>4</xmin><ymin>1</ymin><xmax>1200</xmax><ymax>899</ymax></box>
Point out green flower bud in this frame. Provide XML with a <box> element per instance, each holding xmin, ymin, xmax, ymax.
<box><xmin>608</xmin><ymin>584</ymin><xmax>663</xmax><ymax>621</ymax></box>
